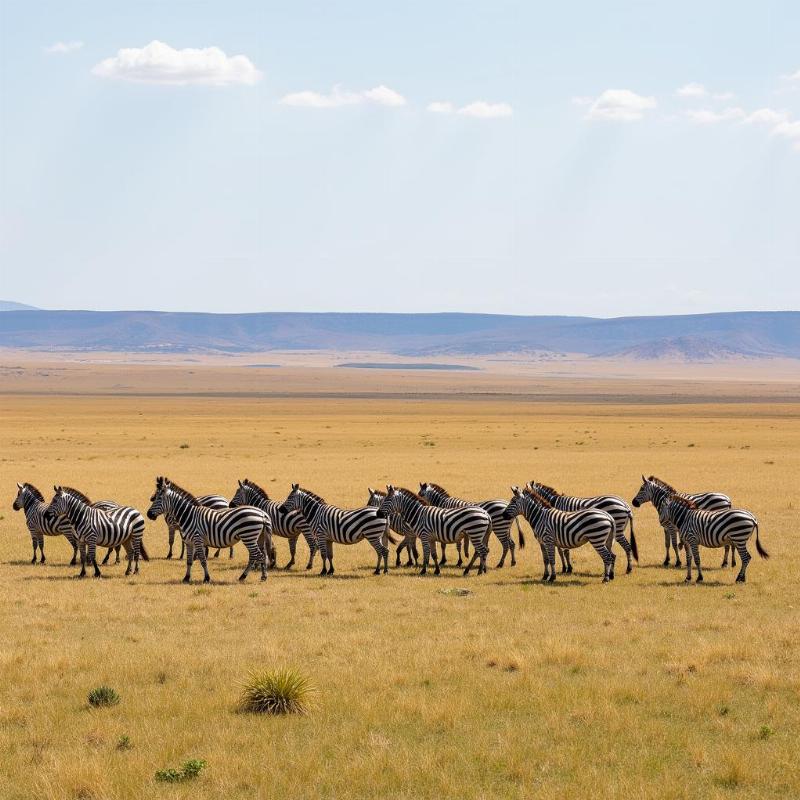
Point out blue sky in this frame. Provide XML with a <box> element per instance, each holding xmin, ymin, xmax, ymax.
<box><xmin>1</xmin><ymin>0</ymin><xmax>798</xmax><ymax>316</ymax></box>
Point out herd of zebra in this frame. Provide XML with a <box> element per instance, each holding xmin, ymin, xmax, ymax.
<box><xmin>11</xmin><ymin>475</ymin><xmax>767</xmax><ymax>584</ymax></box>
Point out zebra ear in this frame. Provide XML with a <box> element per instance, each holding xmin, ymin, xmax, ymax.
<box><xmin>16</xmin><ymin>482</ymin><xmax>22</xmax><ymax>490</ymax></box>
<box><xmin>292</xmin><ymin>483</ymin><xmax>299</xmax><ymax>490</ymax></box>
<box><xmin>238</xmin><ymin>479</ymin><xmax>244</xmax><ymax>487</ymax></box>
<box><xmin>368</xmin><ymin>487</ymin><xmax>374</xmax><ymax>495</ymax></box>
<box><xmin>53</xmin><ymin>485</ymin><xmax>58</xmax><ymax>492</ymax></box>
<box><xmin>419</xmin><ymin>482</ymin><xmax>425</xmax><ymax>490</ymax></box>
<box><xmin>642</xmin><ymin>474</ymin><xmax>646</xmax><ymax>482</ymax></box>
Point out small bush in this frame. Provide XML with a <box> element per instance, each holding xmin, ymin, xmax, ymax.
<box><xmin>155</xmin><ymin>760</ymin><xmax>207</xmax><ymax>783</ymax></box>
<box><xmin>88</xmin><ymin>686</ymin><xmax>119</xmax><ymax>708</ymax></box>
<box><xmin>238</xmin><ymin>668</ymin><xmax>315</xmax><ymax>715</ymax></box>
<box><xmin>757</xmin><ymin>725</ymin><xmax>775</xmax><ymax>740</ymax></box>
<box><xmin>179</xmin><ymin>443</ymin><xmax>190</xmax><ymax>449</ymax></box>
<box><xmin>116</xmin><ymin>734</ymin><xmax>132</xmax><ymax>751</ymax></box>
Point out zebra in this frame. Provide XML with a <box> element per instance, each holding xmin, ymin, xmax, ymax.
<box><xmin>47</xmin><ymin>487</ymin><xmax>145</xmax><ymax>578</ymax></box>
<box><xmin>528</xmin><ymin>480</ymin><xmax>638</xmax><ymax>574</ymax></box>
<box><xmin>657</xmin><ymin>494</ymin><xmax>767</xmax><ymax>583</ymax></box>
<box><xmin>163</xmin><ymin>493</ymin><xmax>232</xmax><ymax>560</ymax></box>
<box><xmin>376</xmin><ymin>485</ymin><xmax>491</xmax><ymax>576</ymax></box>
<box><xmin>367</xmin><ymin>488</ymin><xmax>420</xmax><ymax>567</ymax></box>
<box><xmin>418</xmin><ymin>482</ymin><xmax>524</xmax><ymax>568</ymax></box>
<box><xmin>277</xmin><ymin>484</ymin><xmax>393</xmax><ymax>576</ymax></box>
<box><xmin>504</xmin><ymin>487</ymin><xmax>616</xmax><ymax>582</ymax></box>
<box><xmin>230</xmin><ymin>478</ymin><xmax>316</xmax><ymax>569</ymax></box>
<box><xmin>147</xmin><ymin>477</ymin><xmax>271</xmax><ymax>583</ymax></box>
<box><xmin>632</xmin><ymin>475</ymin><xmax>733</xmax><ymax>567</ymax></box>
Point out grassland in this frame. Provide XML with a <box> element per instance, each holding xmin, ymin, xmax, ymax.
<box><xmin>1</xmin><ymin>367</ymin><xmax>799</xmax><ymax>799</ymax></box>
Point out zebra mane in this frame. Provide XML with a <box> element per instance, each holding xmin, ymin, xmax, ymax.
<box><xmin>242</xmin><ymin>478</ymin><xmax>270</xmax><ymax>501</ymax></box>
<box><xmin>669</xmin><ymin>494</ymin><xmax>697</xmax><ymax>509</ymax></box>
<box><xmin>423</xmin><ymin>482</ymin><xmax>450</xmax><ymax>497</ymax></box>
<box><xmin>298</xmin><ymin>486</ymin><xmax>326</xmax><ymax>505</ymax></box>
<box><xmin>394</xmin><ymin>487</ymin><xmax>430</xmax><ymax>505</ymax></box>
<box><xmin>369</xmin><ymin>488</ymin><xmax>387</xmax><ymax>498</ymax></box>
<box><xmin>648</xmin><ymin>476</ymin><xmax>676</xmax><ymax>492</ymax></box>
<box><xmin>22</xmin><ymin>482</ymin><xmax>44</xmax><ymax>500</ymax></box>
<box><xmin>530</xmin><ymin>481</ymin><xmax>560</xmax><ymax>496</ymax></box>
<box><xmin>165</xmin><ymin>481</ymin><xmax>199</xmax><ymax>505</ymax></box>
<box><xmin>62</xmin><ymin>486</ymin><xmax>92</xmax><ymax>504</ymax></box>
<box><xmin>522</xmin><ymin>487</ymin><xmax>552</xmax><ymax>508</ymax></box>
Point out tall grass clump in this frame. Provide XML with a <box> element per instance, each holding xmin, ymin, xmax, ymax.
<box><xmin>87</xmin><ymin>686</ymin><xmax>119</xmax><ymax>708</ymax></box>
<box><xmin>238</xmin><ymin>668</ymin><xmax>315</xmax><ymax>715</ymax></box>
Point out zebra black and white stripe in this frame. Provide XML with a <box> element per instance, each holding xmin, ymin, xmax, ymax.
<box><xmin>163</xmin><ymin>494</ymin><xmax>231</xmax><ymax>560</ymax></box>
<box><xmin>14</xmin><ymin>482</ymin><xmax>79</xmax><ymax>564</ymax></box>
<box><xmin>504</xmin><ymin>487</ymin><xmax>617</xmax><ymax>582</ymax></box>
<box><xmin>230</xmin><ymin>478</ymin><xmax>317</xmax><ymax>569</ymax></box>
<box><xmin>376</xmin><ymin>486</ymin><xmax>491</xmax><ymax>576</ymax></box>
<box><xmin>418</xmin><ymin>482</ymin><xmax>524</xmax><ymax>568</ymax></box>
<box><xmin>147</xmin><ymin>477</ymin><xmax>271</xmax><ymax>583</ymax></box>
<box><xmin>528</xmin><ymin>480</ymin><xmax>638</xmax><ymax>573</ymax></box>
<box><xmin>47</xmin><ymin>486</ymin><xmax>145</xmax><ymax>578</ymax></box>
<box><xmin>631</xmin><ymin>475</ymin><xmax>733</xmax><ymax>567</ymax></box>
<box><xmin>367</xmin><ymin>488</ymin><xmax>419</xmax><ymax>567</ymax></box>
<box><xmin>278</xmin><ymin>484</ymin><xmax>393</xmax><ymax>576</ymax></box>
<box><xmin>657</xmin><ymin>494</ymin><xmax>767</xmax><ymax>583</ymax></box>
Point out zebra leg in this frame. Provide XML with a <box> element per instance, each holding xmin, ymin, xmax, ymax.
<box><xmin>684</xmin><ymin>540</ymin><xmax>693</xmax><ymax>583</ymax></box>
<box><xmin>229</xmin><ymin>546</ymin><xmax>234</xmax><ymax>559</ymax></box>
<box><xmin>615</xmin><ymin>529</ymin><xmax>633</xmax><ymax>574</ymax></box>
<box><xmin>30</xmin><ymin>533</ymin><xmax>38</xmax><ymax>564</ymax></box>
<box><xmin>381</xmin><ymin>527</ymin><xmax>390</xmax><ymax>574</ymax></box>
<box><xmin>672</xmin><ymin>527</ymin><xmax>682</xmax><ymax>568</ymax></box>
<box><xmin>599</xmin><ymin>545</ymin><xmax>614</xmax><ymax>583</ymax></box>
<box><xmin>326</xmin><ymin>540</ymin><xmax>335</xmax><ymax>576</ymax></box>
<box><xmin>115</xmin><ymin>545</ymin><xmax>121</xmax><ymax>564</ymax></box>
<box><xmin>88</xmin><ymin>538</ymin><xmax>101</xmax><ymax>578</ymax></box>
<box><xmin>101</xmin><ymin>547</ymin><xmax>112</xmax><ymax>566</ymax></box>
<box><xmin>419</xmin><ymin>532</ymin><xmax>431</xmax><ymax>576</ymax></box>
<box><xmin>179</xmin><ymin>537</ymin><xmax>185</xmax><ymax>561</ymax></box>
<box><xmin>78</xmin><ymin>542</ymin><xmax>88</xmax><ymax>578</ymax></box>
<box><xmin>124</xmin><ymin>540</ymin><xmax>133</xmax><ymax>576</ymax></box>
<box><xmin>557</xmin><ymin>547</ymin><xmax>568</xmax><ymax>574</ymax></box>
<box><xmin>731</xmin><ymin>546</ymin><xmax>736</xmax><ymax>567</ymax></box>
<box><xmin>565</xmin><ymin>549</ymin><xmax>573</xmax><ymax>574</ymax></box>
<box><xmin>735</xmin><ymin>543</ymin><xmax>751</xmax><ymax>583</ymax></box>
<box><xmin>317</xmin><ymin>537</ymin><xmax>329</xmax><ymax>576</ymax></box>
<box><xmin>286</xmin><ymin>535</ymin><xmax>298</xmax><ymax>569</ymax></box>
<box><xmin>463</xmin><ymin>535</ymin><xmax>483</xmax><ymax>576</ymax></box>
<box><xmin>213</xmin><ymin>548</ymin><xmax>221</xmax><ymax>558</ymax></box>
<box><xmin>440</xmin><ymin>542</ymin><xmax>449</xmax><ymax>567</ymax></box>
<box><xmin>183</xmin><ymin>539</ymin><xmax>195</xmax><ymax>583</ymax></box>
<box><xmin>167</xmin><ymin>524</ymin><xmax>176</xmax><ymax>559</ymax></box>
<box><xmin>494</xmin><ymin>524</ymin><xmax>511</xmax><ymax>569</ymax></box>
<box><xmin>546</xmin><ymin>541</ymin><xmax>557</xmax><ymax>582</ymax></box>
<box><xmin>69</xmin><ymin>538</ymin><xmax>78</xmax><ymax>566</ymax></box>
<box><xmin>238</xmin><ymin>540</ymin><xmax>257</xmax><ymax>581</ymax></box>
<box><xmin>304</xmin><ymin>530</ymin><xmax>317</xmax><ymax>570</ymax></box>
<box><xmin>692</xmin><ymin>541</ymin><xmax>703</xmax><ymax>583</ymax></box>
<box><xmin>721</xmin><ymin>545</ymin><xmax>730</xmax><ymax>568</ymax></box>
<box><xmin>395</xmin><ymin>537</ymin><xmax>405</xmax><ymax>567</ymax></box>
<box><xmin>198</xmin><ymin>542</ymin><xmax>211</xmax><ymax>583</ymax></box>
<box><xmin>539</xmin><ymin>541</ymin><xmax>549</xmax><ymax>581</ymax></box>
<box><xmin>430</xmin><ymin>539</ymin><xmax>441</xmax><ymax>576</ymax></box>
<box><xmin>37</xmin><ymin>534</ymin><xmax>46</xmax><ymax>563</ymax></box>
<box><xmin>411</xmin><ymin>538</ymin><xmax>419</xmax><ymax>566</ymax></box>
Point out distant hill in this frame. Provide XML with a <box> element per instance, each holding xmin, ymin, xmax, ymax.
<box><xmin>0</xmin><ymin>309</ymin><xmax>798</xmax><ymax>360</ymax></box>
<box><xmin>0</xmin><ymin>300</ymin><xmax>39</xmax><ymax>311</ymax></box>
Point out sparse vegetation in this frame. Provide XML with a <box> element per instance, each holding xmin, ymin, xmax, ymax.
<box><xmin>155</xmin><ymin>759</ymin><xmax>208</xmax><ymax>782</ymax></box>
<box><xmin>238</xmin><ymin>668</ymin><xmax>315</xmax><ymax>715</ymax></box>
<box><xmin>87</xmin><ymin>686</ymin><xmax>120</xmax><ymax>708</ymax></box>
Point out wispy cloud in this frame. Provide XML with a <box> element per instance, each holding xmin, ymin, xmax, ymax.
<box><xmin>45</xmin><ymin>40</ymin><xmax>84</xmax><ymax>55</ymax></box>
<box><xmin>773</xmin><ymin>119</ymin><xmax>800</xmax><ymax>150</ymax></box>
<box><xmin>676</xmin><ymin>82</ymin><xmax>707</xmax><ymax>98</ymax></box>
<box><xmin>782</xmin><ymin>68</ymin><xmax>800</xmax><ymax>82</ymax></box>
<box><xmin>744</xmin><ymin>108</ymin><xmax>790</xmax><ymax>125</ymax></box>
<box><xmin>426</xmin><ymin>100</ymin><xmax>512</xmax><ymax>118</ymax></box>
<box><xmin>584</xmin><ymin>89</ymin><xmax>656</xmax><ymax>122</ymax></box>
<box><xmin>684</xmin><ymin>107</ymin><xmax>745</xmax><ymax>124</ymax></box>
<box><xmin>92</xmin><ymin>40</ymin><xmax>261</xmax><ymax>86</ymax></box>
<box><xmin>280</xmin><ymin>84</ymin><xmax>406</xmax><ymax>108</ymax></box>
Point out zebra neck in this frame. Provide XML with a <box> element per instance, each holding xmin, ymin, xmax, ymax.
<box><xmin>66</xmin><ymin>499</ymin><xmax>89</xmax><ymax>527</ymax></box>
<box><xmin>401</xmin><ymin>499</ymin><xmax>423</xmax><ymax>527</ymax></box>
<box><xmin>167</xmin><ymin>494</ymin><xmax>198</xmax><ymax>528</ymax></box>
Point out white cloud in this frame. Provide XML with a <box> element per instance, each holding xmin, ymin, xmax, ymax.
<box><xmin>45</xmin><ymin>40</ymin><xmax>84</xmax><ymax>55</ymax></box>
<box><xmin>744</xmin><ymin>108</ymin><xmax>789</xmax><ymax>126</ymax></box>
<box><xmin>676</xmin><ymin>82</ymin><xmax>707</xmax><ymax>98</ymax></box>
<box><xmin>782</xmin><ymin>69</ymin><xmax>800</xmax><ymax>82</ymax></box>
<box><xmin>280</xmin><ymin>84</ymin><xmax>406</xmax><ymax>108</ymax></box>
<box><xmin>426</xmin><ymin>100</ymin><xmax>512</xmax><ymax>118</ymax></box>
<box><xmin>773</xmin><ymin>120</ymin><xmax>800</xmax><ymax>140</ymax></box>
<box><xmin>584</xmin><ymin>89</ymin><xmax>656</xmax><ymax>122</ymax></box>
<box><xmin>684</xmin><ymin>107</ymin><xmax>745</xmax><ymax>124</ymax></box>
<box><xmin>457</xmin><ymin>101</ymin><xmax>513</xmax><ymax>118</ymax></box>
<box><xmin>92</xmin><ymin>40</ymin><xmax>261</xmax><ymax>86</ymax></box>
<box><xmin>427</xmin><ymin>101</ymin><xmax>455</xmax><ymax>114</ymax></box>
<box><xmin>713</xmin><ymin>91</ymin><xmax>736</xmax><ymax>101</ymax></box>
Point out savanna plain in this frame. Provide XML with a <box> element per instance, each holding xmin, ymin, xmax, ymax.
<box><xmin>0</xmin><ymin>362</ymin><xmax>798</xmax><ymax>800</ymax></box>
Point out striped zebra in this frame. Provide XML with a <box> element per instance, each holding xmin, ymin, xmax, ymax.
<box><xmin>230</xmin><ymin>478</ymin><xmax>316</xmax><ymax>569</ymax></box>
<box><xmin>13</xmin><ymin>483</ymin><xmax>132</xmax><ymax>566</ymax></box>
<box><xmin>657</xmin><ymin>494</ymin><xmax>767</xmax><ymax>583</ymax></box>
<box><xmin>147</xmin><ymin>477</ymin><xmax>271</xmax><ymax>583</ymax></box>
<box><xmin>277</xmin><ymin>484</ymin><xmax>393</xmax><ymax>576</ymax></box>
<box><xmin>418</xmin><ymin>482</ymin><xmax>524</xmax><ymax>568</ymax></box>
<box><xmin>376</xmin><ymin>486</ymin><xmax>491</xmax><ymax>576</ymax></box>
<box><xmin>164</xmin><ymin>494</ymin><xmax>232</xmax><ymax>561</ymax></box>
<box><xmin>504</xmin><ymin>487</ymin><xmax>616</xmax><ymax>582</ymax></box>
<box><xmin>528</xmin><ymin>480</ymin><xmax>638</xmax><ymax>573</ymax></box>
<box><xmin>631</xmin><ymin>475</ymin><xmax>733</xmax><ymax>567</ymax></box>
<box><xmin>367</xmin><ymin>487</ymin><xmax>419</xmax><ymax>567</ymax></box>
<box><xmin>47</xmin><ymin>487</ymin><xmax>145</xmax><ymax>578</ymax></box>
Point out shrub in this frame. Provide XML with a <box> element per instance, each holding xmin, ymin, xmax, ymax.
<box><xmin>87</xmin><ymin>686</ymin><xmax>120</xmax><ymax>708</ymax></box>
<box><xmin>238</xmin><ymin>667</ymin><xmax>315</xmax><ymax>715</ymax></box>
<box><xmin>116</xmin><ymin>734</ymin><xmax>132</xmax><ymax>751</ymax></box>
<box><xmin>154</xmin><ymin>760</ymin><xmax>207</xmax><ymax>783</ymax></box>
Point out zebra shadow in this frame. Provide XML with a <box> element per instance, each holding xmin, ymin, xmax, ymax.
<box><xmin>651</xmin><ymin>579</ymin><xmax>727</xmax><ymax>588</ymax></box>
<box><xmin>22</xmin><ymin>573</ymin><xmax>132</xmax><ymax>582</ymax></box>
<box><xmin>507</xmin><ymin>577</ymin><xmax>590</xmax><ymax>588</ymax></box>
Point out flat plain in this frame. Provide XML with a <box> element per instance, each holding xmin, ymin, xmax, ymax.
<box><xmin>0</xmin><ymin>360</ymin><xmax>798</xmax><ymax>799</ymax></box>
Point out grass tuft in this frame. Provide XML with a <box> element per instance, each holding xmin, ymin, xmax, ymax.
<box><xmin>87</xmin><ymin>686</ymin><xmax>119</xmax><ymax>708</ymax></box>
<box><xmin>238</xmin><ymin>668</ymin><xmax>315</xmax><ymax>715</ymax></box>
<box><xmin>155</xmin><ymin>759</ymin><xmax>207</xmax><ymax>783</ymax></box>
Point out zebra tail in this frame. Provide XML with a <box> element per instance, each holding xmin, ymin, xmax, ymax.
<box><xmin>628</xmin><ymin>513</ymin><xmax>639</xmax><ymax>562</ymax></box>
<box><xmin>140</xmin><ymin>541</ymin><xmax>150</xmax><ymax>561</ymax></box>
<box><xmin>515</xmin><ymin>517</ymin><xmax>525</xmax><ymax>549</ymax></box>
<box><xmin>754</xmin><ymin>524</ymin><xmax>769</xmax><ymax>559</ymax></box>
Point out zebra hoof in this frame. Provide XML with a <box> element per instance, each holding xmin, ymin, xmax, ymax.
<box><xmin>684</xmin><ymin>576</ymin><xmax>691</xmax><ymax>583</ymax></box>
<box><xmin>166</xmin><ymin>554</ymin><xmax>173</xmax><ymax>560</ymax></box>
<box><xmin>495</xmin><ymin>561</ymin><xmax>504</xmax><ymax>569</ymax></box>
<box><xmin>626</xmin><ymin>564</ymin><xmax>633</xmax><ymax>574</ymax></box>
<box><xmin>567</xmin><ymin>566</ymin><xmax>573</xmax><ymax>574</ymax></box>
<box><xmin>548</xmin><ymin>574</ymin><xmax>556</xmax><ymax>583</ymax></box>
<box><xmin>30</xmin><ymin>557</ymin><xmax>37</xmax><ymax>564</ymax></box>
<box><xmin>675</xmin><ymin>561</ymin><xmax>682</xmax><ymax>569</ymax></box>
<box><xmin>736</xmin><ymin>575</ymin><xmax>746</xmax><ymax>583</ymax></box>
<box><xmin>69</xmin><ymin>558</ymin><xmax>77</xmax><ymax>566</ymax></box>
<box><xmin>602</xmin><ymin>576</ymin><xmax>609</xmax><ymax>583</ymax></box>
<box><xmin>182</xmin><ymin>576</ymin><xmax>191</xmax><ymax>584</ymax></box>
<box><xmin>373</xmin><ymin>568</ymin><xmax>381</xmax><ymax>575</ymax></box>
<box><xmin>696</xmin><ymin>575</ymin><xmax>703</xmax><ymax>583</ymax></box>
<box><xmin>662</xmin><ymin>558</ymin><xmax>670</xmax><ymax>567</ymax></box>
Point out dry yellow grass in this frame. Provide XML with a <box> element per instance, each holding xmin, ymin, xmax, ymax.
<box><xmin>1</xmin><ymin>384</ymin><xmax>798</xmax><ymax>799</ymax></box>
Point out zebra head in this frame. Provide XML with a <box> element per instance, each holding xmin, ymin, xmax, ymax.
<box><xmin>147</xmin><ymin>476</ymin><xmax>169</xmax><ymax>520</ymax></box>
<box><xmin>47</xmin><ymin>486</ymin><xmax>70</xmax><ymax>520</ymax></box>
<box><xmin>632</xmin><ymin>475</ymin><xmax>653</xmax><ymax>507</ymax></box>
<box><xmin>366</xmin><ymin>487</ymin><xmax>386</xmax><ymax>508</ymax></box>
<box><xmin>418</xmin><ymin>482</ymin><xmax>447</xmax><ymax>505</ymax></box>
<box><xmin>527</xmin><ymin>481</ymin><xmax>558</xmax><ymax>503</ymax></box>
<box><xmin>278</xmin><ymin>483</ymin><xmax>317</xmax><ymax>517</ymax></box>
<box><xmin>230</xmin><ymin>479</ymin><xmax>252</xmax><ymax>508</ymax></box>
<box><xmin>13</xmin><ymin>482</ymin><xmax>30</xmax><ymax>511</ymax></box>
<box><xmin>503</xmin><ymin>486</ymin><xmax>524</xmax><ymax>519</ymax></box>
<box><xmin>374</xmin><ymin>485</ymin><xmax>398</xmax><ymax>519</ymax></box>
<box><xmin>658</xmin><ymin>494</ymin><xmax>695</xmax><ymax>529</ymax></box>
